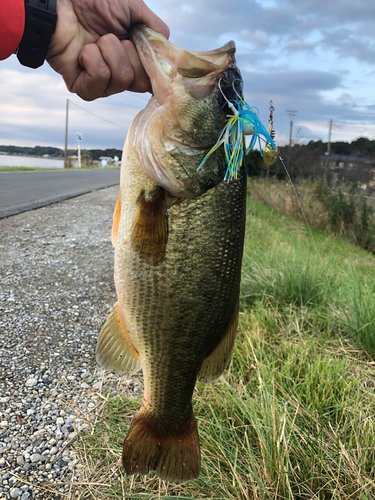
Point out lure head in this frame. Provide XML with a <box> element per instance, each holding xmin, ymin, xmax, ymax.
<box><xmin>130</xmin><ymin>25</ymin><xmax>242</xmax><ymax>198</ymax></box>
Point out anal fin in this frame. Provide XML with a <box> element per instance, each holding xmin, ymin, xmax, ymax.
<box><xmin>96</xmin><ymin>303</ymin><xmax>141</xmax><ymax>376</ymax></box>
<box><xmin>131</xmin><ymin>188</ymin><xmax>168</xmax><ymax>265</ymax></box>
<box><xmin>122</xmin><ymin>406</ymin><xmax>200</xmax><ymax>482</ymax></box>
<box><xmin>198</xmin><ymin>299</ymin><xmax>239</xmax><ymax>383</ymax></box>
<box><xmin>112</xmin><ymin>191</ymin><xmax>121</xmax><ymax>247</ymax></box>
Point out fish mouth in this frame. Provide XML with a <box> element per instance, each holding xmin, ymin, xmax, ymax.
<box><xmin>130</xmin><ymin>25</ymin><xmax>239</xmax><ymax>106</ymax></box>
<box><xmin>217</xmin><ymin>71</ymin><xmax>243</xmax><ymax>109</ymax></box>
<box><xmin>130</xmin><ymin>25</ymin><xmax>242</xmax><ymax>198</ymax></box>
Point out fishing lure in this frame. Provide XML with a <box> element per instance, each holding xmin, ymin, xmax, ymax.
<box><xmin>263</xmin><ymin>100</ymin><xmax>279</xmax><ymax>167</ymax></box>
<box><xmin>198</xmin><ymin>79</ymin><xmax>278</xmax><ymax>181</ymax></box>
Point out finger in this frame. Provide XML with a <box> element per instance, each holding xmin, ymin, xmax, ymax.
<box><xmin>129</xmin><ymin>0</ymin><xmax>170</xmax><ymax>39</ymax></box>
<box><xmin>72</xmin><ymin>42</ymin><xmax>111</xmax><ymax>101</ymax></box>
<box><xmin>97</xmin><ymin>35</ymin><xmax>151</xmax><ymax>96</ymax></box>
<box><xmin>119</xmin><ymin>39</ymin><xmax>151</xmax><ymax>93</ymax></box>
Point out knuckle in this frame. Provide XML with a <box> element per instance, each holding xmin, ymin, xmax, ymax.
<box><xmin>135</xmin><ymin>76</ymin><xmax>151</xmax><ymax>93</ymax></box>
<box><xmin>99</xmin><ymin>32</ymin><xmax>118</xmax><ymax>46</ymax></box>
<box><xmin>116</xmin><ymin>67</ymin><xmax>135</xmax><ymax>89</ymax></box>
<box><xmin>96</xmin><ymin>62</ymin><xmax>111</xmax><ymax>82</ymax></box>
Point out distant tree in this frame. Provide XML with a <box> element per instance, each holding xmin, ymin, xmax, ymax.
<box><xmin>86</xmin><ymin>148</ymin><xmax>122</xmax><ymax>161</ymax></box>
<box><xmin>244</xmin><ymin>150</ymin><xmax>264</xmax><ymax>177</ymax></box>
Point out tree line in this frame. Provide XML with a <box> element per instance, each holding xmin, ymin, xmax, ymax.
<box><xmin>0</xmin><ymin>145</ymin><xmax>123</xmax><ymax>161</ymax></box>
<box><xmin>245</xmin><ymin>137</ymin><xmax>375</xmax><ymax>187</ymax></box>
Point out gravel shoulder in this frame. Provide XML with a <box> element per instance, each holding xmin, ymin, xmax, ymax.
<box><xmin>0</xmin><ymin>187</ymin><xmax>139</xmax><ymax>500</ymax></box>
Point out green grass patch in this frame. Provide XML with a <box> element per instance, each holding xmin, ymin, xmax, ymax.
<box><xmin>0</xmin><ymin>166</ymin><xmax>56</xmax><ymax>172</ymax></box>
<box><xmin>74</xmin><ymin>193</ymin><xmax>375</xmax><ymax>499</ymax></box>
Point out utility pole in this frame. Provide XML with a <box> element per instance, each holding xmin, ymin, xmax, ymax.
<box><xmin>286</xmin><ymin>110</ymin><xmax>298</xmax><ymax>148</ymax></box>
<box><xmin>327</xmin><ymin>119</ymin><xmax>333</xmax><ymax>155</ymax></box>
<box><xmin>64</xmin><ymin>99</ymin><xmax>69</xmax><ymax>168</ymax></box>
<box><xmin>76</xmin><ymin>133</ymin><xmax>82</xmax><ymax>169</ymax></box>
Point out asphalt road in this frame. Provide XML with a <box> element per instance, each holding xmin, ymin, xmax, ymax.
<box><xmin>0</xmin><ymin>169</ymin><xmax>120</xmax><ymax>218</ymax></box>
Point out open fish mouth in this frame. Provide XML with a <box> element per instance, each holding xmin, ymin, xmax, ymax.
<box><xmin>218</xmin><ymin>71</ymin><xmax>243</xmax><ymax>108</ymax></box>
<box><xmin>130</xmin><ymin>24</ymin><xmax>241</xmax><ymax>107</ymax></box>
<box><xmin>129</xmin><ymin>25</ymin><xmax>243</xmax><ymax>197</ymax></box>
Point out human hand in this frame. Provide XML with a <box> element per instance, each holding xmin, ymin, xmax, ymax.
<box><xmin>47</xmin><ymin>0</ymin><xmax>169</xmax><ymax>100</ymax></box>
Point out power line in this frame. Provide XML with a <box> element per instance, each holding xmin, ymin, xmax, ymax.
<box><xmin>69</xmin><ymin>100</ymin><xmax>129</xmax><ymax>130</ymax></box>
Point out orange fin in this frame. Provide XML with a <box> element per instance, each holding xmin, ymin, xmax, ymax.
<box><xmin>122</xmin><ymin>407</ymin><xmax>200</xmax><ymax>482</ymax></box>
<box><xmin>112</xmin><ymin>191</ymin><xmax>121</xmax><ymax>247</ymax></box>
<box><xmin>131</xmin><ymin>189</ymin><xmax>168</xmax><ymax>265</ymax></box>
<box><xmin>198</xmin><ymin>299</ymin><xmax>239</xmax><ymax>383</ymax></box>
<box><xmin>96</xmin><ymin>303</ymin><xmax>141</xmax><ymax>376</ymax></box>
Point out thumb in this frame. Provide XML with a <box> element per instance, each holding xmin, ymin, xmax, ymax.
<box><xmin>129</xmin><ymin>0</ymin><xmax>170</xmax><ymax>39</ymax></box>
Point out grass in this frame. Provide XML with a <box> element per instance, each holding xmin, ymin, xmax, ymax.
<box><xmin>248</xmin><ymin>178</ymin><xmax>375</xmax><ymax>254</ymax></box>
<box><xmin>71</xmin><ymin>190</ymin><xmax>375</xmax><ymax>499</ymax></box>
<box><xmin>0</xmin><ymin>166</ymin><xmax>57</xmax><ymax>172</ymax></box>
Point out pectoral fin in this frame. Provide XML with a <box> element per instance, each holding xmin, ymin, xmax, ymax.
<box><xmin>96</xmin><ymin>303</ymin><xmax>141</xmax><ymax>376</ymax></box>
<box><xmin>198</xmin><ymin>299</ymin><xmax>239</xmax><ymax>383</ymax></box>
<box><xmin>131</xmin><ymin>188</ymin><xmax>168</xmax><ymax>265</ymax></box>
<box><xmin>112</xmin><ymin>191</ymin><xmax>121</xmax><ymax>247</ymax></box>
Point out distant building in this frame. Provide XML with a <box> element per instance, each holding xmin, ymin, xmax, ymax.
<box><xmin>320</xmin><ymin>154</ymin><xmax>373</xmax><ymax>170</ymax></box>
<box><xmin>65</xmin><ymin>154</ymin><xmax>92</xmax><ymax>169</ymax></box>
<box><xmin>320</xmin><ymin>154</ymin><xmax>375</xmax><ymax>190</ymax></box>
<box><xmin>99</xmin><ymin>156</ymin><xmax>120</xmax><ymax>168</ymax></box>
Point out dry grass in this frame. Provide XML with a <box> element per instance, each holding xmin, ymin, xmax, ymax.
<box><xmin>249</xmin><ymin>179</ymin><xmax>331</xmax><ymax>231</ymax></box>
<box><xmin>249</xmin><ymin>178</ymin><xmax>375</xmax><ymax>253</ymax></box>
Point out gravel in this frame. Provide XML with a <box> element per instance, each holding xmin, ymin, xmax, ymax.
<box><xmin>0</xmin><ymin>187</ymin><xmax>140</xmax><ymax>499</ymax></box>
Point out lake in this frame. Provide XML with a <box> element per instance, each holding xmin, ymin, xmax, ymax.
<box><xmin>0</xmin><ymin>155</ymin><xmax>64</xmax><ymax>168</ymax></box>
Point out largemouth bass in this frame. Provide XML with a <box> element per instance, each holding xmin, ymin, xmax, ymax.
<box><xmin>96</xmin><ymin>25</ymin><xmax>247</xmax><ymax>482</ymax></box>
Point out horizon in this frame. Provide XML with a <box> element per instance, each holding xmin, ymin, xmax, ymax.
<box><xmin>2</xmin><ymin>136</ymin><xmax>375</xmax><ymax>154</ymax></box>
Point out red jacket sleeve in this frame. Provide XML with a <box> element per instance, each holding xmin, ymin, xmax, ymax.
<box><xmin>0</xmin><ymin>0</ymin><xmax>25</xmax><ymax>60</ymax></box>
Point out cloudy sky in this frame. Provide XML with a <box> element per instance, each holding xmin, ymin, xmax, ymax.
<box><xmin>1</xmin><ymin>0</ymin><xmax>375</xmax><ymax>150</ymax></box>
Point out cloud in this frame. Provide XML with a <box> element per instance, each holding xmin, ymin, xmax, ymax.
<box><xmin>241</xmin><ymin>69</ymin><xmax>342</xmax><ymax>107</ymax></box>
<box><xmin>1</xmin><ymin>0</ymin><xmax>375</xmax><ymax>148</ymax></box>
<box><xmin>287</xmin><ymin>40</ymin><xmax>315</xmax><ymax>52</ymax></box>
<box><xmin>0</xmin><ymin>65</ymin><xmax>147</xmax><ymax>149</ymax></box>
<box><xmin>321</xmin><ymin>31</ymin><xmax>375</xmax><ymax>65</ymax></box>
<box><xmin>335</xmin><ymin>93</ymin><xmax>356</xmax><ymax>108</ymax></box>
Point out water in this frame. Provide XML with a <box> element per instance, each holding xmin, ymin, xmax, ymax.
<box><xmin>0</xmin><ymin>155</ymin><xmax>64</xmax><ymax>169</ymax></box>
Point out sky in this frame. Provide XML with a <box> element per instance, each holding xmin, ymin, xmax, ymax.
<box><xmin>1</xmin><ymin>0</ymin><xmax>375</xmax><ymax>151</ymax></box>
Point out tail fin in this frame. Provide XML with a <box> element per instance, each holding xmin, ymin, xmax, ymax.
<box><xmin>122</xmin><ymin>406</ymin><xmax>200</xmax><ymax>482</ymax></box>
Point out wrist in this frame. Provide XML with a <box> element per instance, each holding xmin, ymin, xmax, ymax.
<box><xmin>17</xmin><ymin>0</ymin><xmax>57</xmax><ymax>68</ymax></box>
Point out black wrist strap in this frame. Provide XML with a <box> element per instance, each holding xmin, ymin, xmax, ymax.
<box><xmin>17</xmin><ymin>0</ymin><xmax>57</xmax><ymax>69</ymax></box>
